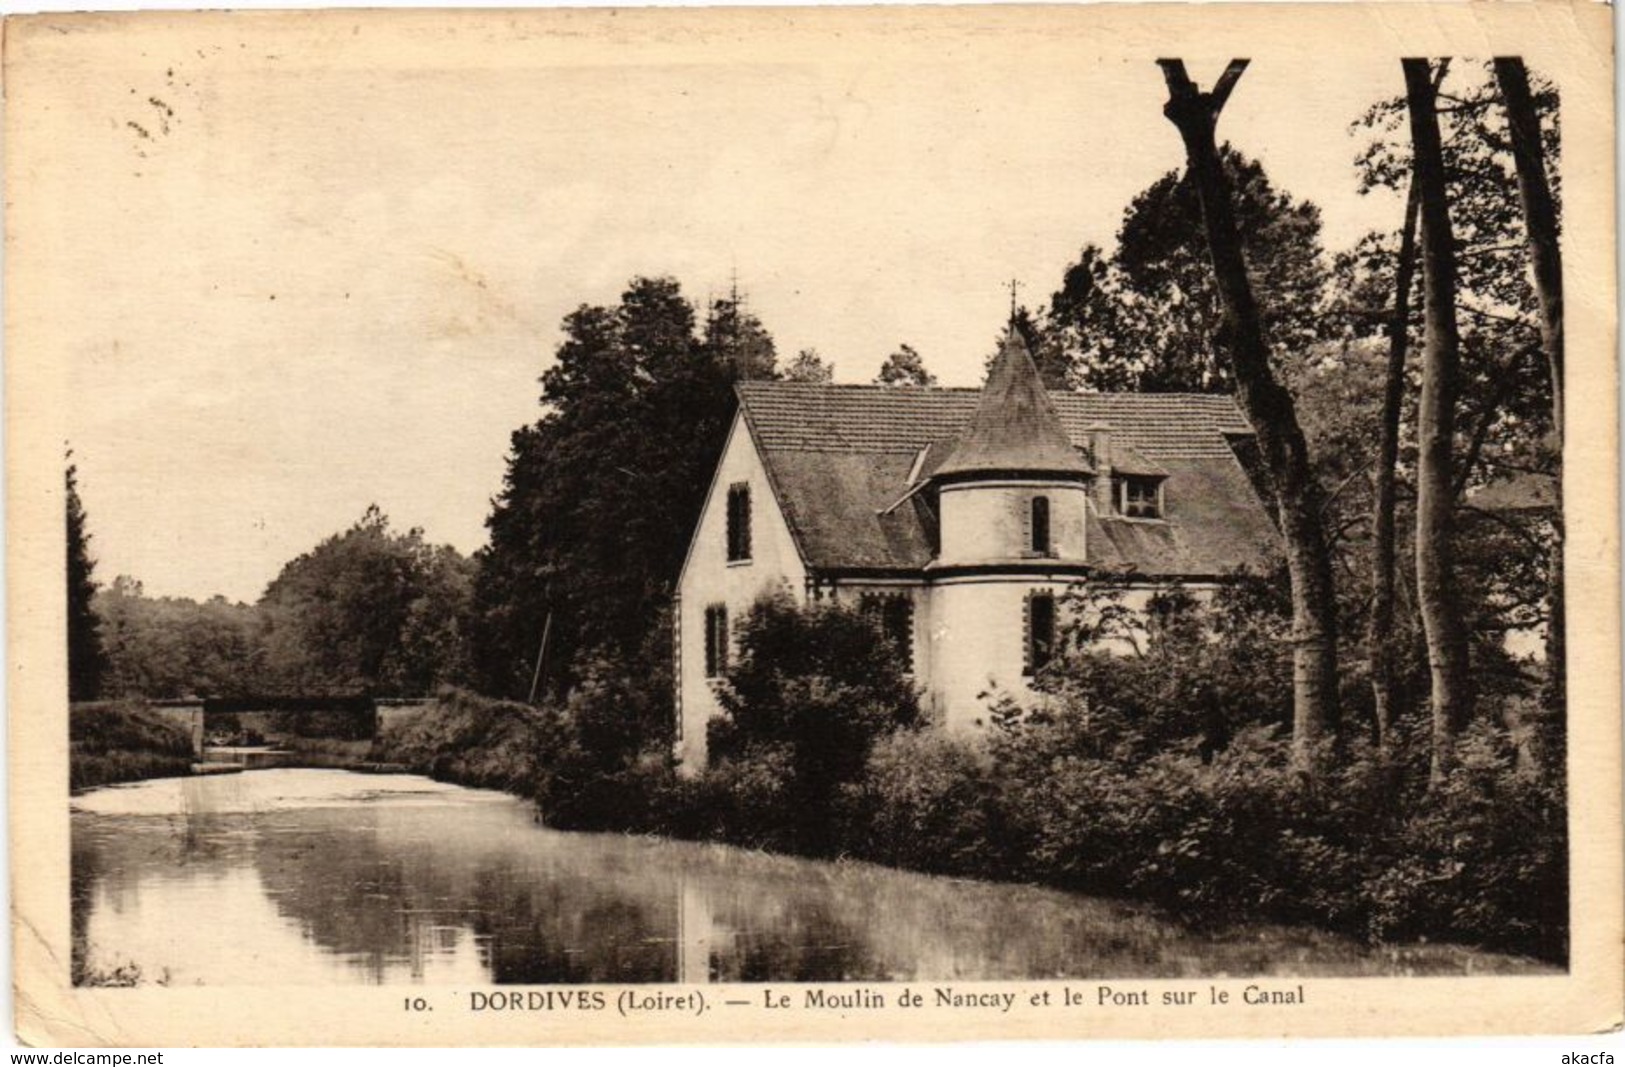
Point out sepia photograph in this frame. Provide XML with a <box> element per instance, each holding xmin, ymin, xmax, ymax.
<box><xmin>7</xmin><ymin>2</ymin><xmax>1619</xmax><ymax>1046</ymax></box>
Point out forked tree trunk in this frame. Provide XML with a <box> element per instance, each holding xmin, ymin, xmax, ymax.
<box><xmin>1493</xmin><ymin>56</ymin><xmax>1565</xmax><ymax>718</ymax></box>
<box><xmin>1370</xmin><ymin>180</ymin><xmax>1422</xmax><ymax>748</ymax></box>
<box><xmin>1402</xmin><ymin>58</ymin><xmax>1473</xmax><ymax>784</ymax></box>
<box><xmin>1158</xmin><ymin>59</ymin><xmax>1340</xmax><ymax>770</ymax></box>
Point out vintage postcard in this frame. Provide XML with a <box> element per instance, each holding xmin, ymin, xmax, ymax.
<box><xmin>6</xmin><ymin>1</ymin><xmax>1620</xmax><ymax>1047</ymax></box>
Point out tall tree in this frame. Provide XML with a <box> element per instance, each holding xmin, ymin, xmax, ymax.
<box><xmin>1494</xmin><ymin>55</ymin><xmax>1565</xmax><ymax>714</ymax></box>
<box><xmin>1403</xmin><ymin>58</ymin><xmax>1473</xmax><ymax>782</ymax></box>
<box><xmin>259</xmin><ymin>505</ymin><xmax>473</xmax><ymax>695</ymax></box>
<box><xmin>1048</xmin><ymin>150</ymin><xmax>1331</xmax><ymax>393</ymax></box>
<box><xmin>472</xmin><ymin>276</ymin><xmax>746</xmax><ymax>707</ymax></box>
<box><xmin>704</xmin><ymin>293</ymin><xmax>778</xmax><ymax>380</ymax></box>
<box><xmin>1158</xmin><ymin>58</ymin><xmax>1340</xmax><ymax>768</ymax></box>
<box><xmin>66</xmin><ymin>458</ymin><xmax>106</xmax><ymax>702</ymax></box>
<box><xmin>783</xmin><ymin>347</ymin><xmax>834</xmax><ymax>383</ymax></box>
<box><xmin>875</xmin><ymin>344</ymin><xmax>936</xmax><ymax>387</ymax></box>
<box><xmin>1348</xmin><ymin>63</ymin><xmax>1558</xmax><ymax>492</ymax></box>
<box><xmin>1369</xmin><ymin>180</ymin><xmax>1422</xmax><ymax>745</ymax></box>
<box><xmin>1338</xmin><ymin>62</ymin><xmax>1560</xmax><ymax>739</ymax></box>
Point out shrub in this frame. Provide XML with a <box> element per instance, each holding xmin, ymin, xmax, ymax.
<box><xmin>1363</xmin><ymin>721</ymin><xmax>1567</xmax><ymax>960</ymax></box>
<box><xmin>673</xmin><ymin>744</ymin><xmax>801</xmax><ymax>851</ymax></box>
<box><xmin>838</xmin><ymin>730</ymin><xmax>1001</xmax><ymax>876</ymax></box>
<box><xmin>985</xmin><ymin>650</ymin><xmax>1567</xmax><ymax>961</ymax></box>
<box><xmin>708</xmin><ymin>592</ymin><xmax>921</xmax><ymax>854</ymax></box>
<box><xmin>371</xmin><ymin>685</ymin><xmax>572</xmax><ymax>794</ymax></box>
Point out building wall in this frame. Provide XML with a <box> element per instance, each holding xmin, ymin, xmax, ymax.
<box><xmin>925</xmin><ymin>579</ymin><xmax>1212</xmax><ymax>731</ymax></box>
<box><xmin>675</xmin><ymin>413</ymin><xmax>807</xmax><ymax>770</ymax></box>
<box><xmin>927</xmin><ymin>575</ymin><xmax>1062</xmax><ymax>731</ymax></box>
<box><xmin>937</xmin><ymin>480</ymin><xmax>1089</xmax><ymax>564</ymax></box>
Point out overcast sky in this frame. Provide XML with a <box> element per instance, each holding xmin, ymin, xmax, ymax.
<box><xmin>16</xmin><ymin>10</ymin><xmax>1416</xmax><ymax>603</ymax></box>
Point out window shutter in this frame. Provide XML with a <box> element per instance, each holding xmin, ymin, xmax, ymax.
<box><xmin>1022</xmin><ymin>592</ymin><xmax>1033</xmax><ymax>676</ymax></box>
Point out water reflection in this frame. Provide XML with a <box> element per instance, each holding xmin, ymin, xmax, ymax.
<box><xmin>71</xmin><ymin>770</ymin><xmax>1550</xmax><ymax>986</ymax></box>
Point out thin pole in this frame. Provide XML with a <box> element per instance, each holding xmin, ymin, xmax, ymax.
<box><xmin>527</xmin><ymin>611</ymin><xmax>553</xmax><ymax>705</ymax></box>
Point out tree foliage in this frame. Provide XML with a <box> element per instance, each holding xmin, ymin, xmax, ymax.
<box><xmin>783</xmin><ymin>347</ymin><xmax>834</xmax><ymax>383</ymax></box>
<box><xmin>471</xmin><ymin>277</ymin><xmax>755</xmax><ymax>715</ymax></box>
<box><xmin>705</xmin><ymin>592</ymin><xmax>922</xmax><ymax>854</ymax></box>
<box><xmin>1041</xmin><ymin>148</ymin><xmax>1332</xmax><ymax>393</ymax></box>
<box><xmin>704</xmin><ymin>294</ymin><xmax>778</xmax><ymax>381</ymax></box>
<box><xmin>1337</xmin><ymin>61</ymin><xmax>1560</xmax><ymax>491</ymax></box>
<box><xmin>259</xmin><ymin>505</ymin><xmax>474</xmax><ymax>695</ymax></box>
<box><xmin>874</xmin><ymin>343</ymin><xmax>937</xmax><ymax>387</ymax></box>
<box><xmin>67</xmin><ymin>459</ymin><xmax>107</xmax><ymax>702</ymax></box>
<box><xmin>96</xmin><ymin>577</ymin><xmax>260</xmax><ymax>698</ymax></box>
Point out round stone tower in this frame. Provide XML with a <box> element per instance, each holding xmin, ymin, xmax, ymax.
<box><xmin>925</xmin><ymin>326</ymin><xmax>1092</xmax><ymax>729</ymax></box>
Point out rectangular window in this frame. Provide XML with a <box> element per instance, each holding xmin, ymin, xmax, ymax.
<box><xmin>1120</xmin><ymin>477</ymin><xmax>1162</xmax><ymax>519</ymax></box>
<box><xmin>862</xmin><ymin>593</ymin><xmax>915</xmax><ymax>673</ymax></box>
<box><xmin>726</xmin><ymin>483</ymin><xmax>752</xmax><ymax>562</ymax></box>
<box><xmin>1030</xmin><ymin>495</ymin><xmax>1052</xmax><ymax>556</ymax></box>
<box><xmin>704</xmin><ymin>604</ymin><xmax>728</xmax><ymax>678</ymax></box>
<box><xmin>1026</xmin><ymin>591</ymin><xmax>1056</xmax><ymax>676</ymax></box>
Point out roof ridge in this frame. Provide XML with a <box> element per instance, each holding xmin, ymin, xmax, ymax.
<box><xmin>740</xmin><ymin>379</ymin><xmax>1241</xmax><ymax>402</ymax></box>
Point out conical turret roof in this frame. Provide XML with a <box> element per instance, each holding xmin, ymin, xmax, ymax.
<box><xmin>932</xmin><ymin>327</ymin><xmax>1092</xmax><ymax>480</ymax></box>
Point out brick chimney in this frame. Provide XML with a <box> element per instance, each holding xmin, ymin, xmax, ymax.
<box><xmin>1087</xmin><ymin>423</ymin><xmax>1114</xmax><ymax>513</ymax></box>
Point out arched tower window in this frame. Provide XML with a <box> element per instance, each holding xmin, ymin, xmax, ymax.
<box><xmin>1030</xmin><ymin>495</ymin><xmax>1052</xmax><ymax>556</ymax></box>
<box><xmin>1024</xmin><ymin>591</ymin><xmax>1056</xmax><ymax>676</ymax></box>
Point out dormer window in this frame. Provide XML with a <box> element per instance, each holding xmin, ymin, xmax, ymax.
<box><xmin>1030</xmin><ymin>495</ymin><xmax>1052</xmax><ymax>556</ymax></box>
<box><xmin>1118</xmin><ymin>476</ymin><xmax>1164</xmax><ymax>520</ymax></box>
<box><xmin>726</xmin><ymin>483</ymin><xmax>752</xmax><ymax>561</ymax></box>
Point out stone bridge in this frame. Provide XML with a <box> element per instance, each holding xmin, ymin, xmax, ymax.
<box><xmin>146</xmin><ymin>697</ymin><xmax>433</xmax><ymax>757</ymax></box>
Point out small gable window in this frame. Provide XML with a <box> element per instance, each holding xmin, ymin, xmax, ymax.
<box><xmin>704</xmin><ymin>604</ymin><xmax>729</xmax><ymax>678</ymax></box>
<box><xmin>726</xmin><ymin>483</ymin><xmax>752</xmax><ymax>562</ymax></box>
<box><xmin>1119</xmin><ymin>476</ymin><xmax>1164</xmax><ymax>520</ymax></box>
<box><xmin>1030</xmin><ymin>495</ymin><xmax>1052</xmax><ymax>556</ymax></box>
<box><xmin>1025</xmin><ymin>591</ymin><xmax>1056</xmax><ymax>676</ymax></box>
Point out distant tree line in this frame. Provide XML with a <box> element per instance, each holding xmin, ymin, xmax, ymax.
<box><xmin>78</xmin><ymin>506</ymin><xmax>474</xmax><ymax>699</ymax></box>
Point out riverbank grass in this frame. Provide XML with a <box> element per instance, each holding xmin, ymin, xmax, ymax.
<box><xmin>70</xmin><ymin>702</ymin><xmax>195</xmax><ymax>791</ymax></box>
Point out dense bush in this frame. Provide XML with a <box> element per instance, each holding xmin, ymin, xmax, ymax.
<box><xmin>1046</xmin><ymin>574</ymin><xmax>1295</xmax><ymax>754</ymax></box>
<box><xmin>983</xmin><ymin>652</ymin><xmax>1565</xmax><ymax>960</ymax></box>
<box><xmin>836</xmin><ymin>729</ymin><xmax>1002</xmax><ymax>876</ymax></box>
<box><xmin>69</xmin><ymin>702</ymin><xmax>195</xmax><ymax>791</ymax></box>
<box><xmin>411</xmin><ymin>588</ymin><xmax>1566</xmax><ymax>964</ymax></box>
<box><xmin>370</xmin><ymin>685</ymin><xmax>572</xmax><ymax>794</ymax></box>
<box><xmin>1361</xmin><ymin>721</ymin><xmax>1567</xmax><ymax>957</ymax></box>
<box><xmin>372</xmin><ymin>681</ymin><xmax>681</xmax><ymax>833</ymax></box>
<box><xmin>704</xmin><ymin>592</ymin><xmax>922</xmax><ymax>855</ymax></box>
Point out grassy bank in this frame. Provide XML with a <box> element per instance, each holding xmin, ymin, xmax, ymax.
<box><xmin>70</xmin><ymin>702</ymin><xmax>195</xmax><ymax>792</ymax></box>
<box><xmin>369</xmin><ymin>686</ymin><xmax>568</xmax><ymax>793</ymax></box>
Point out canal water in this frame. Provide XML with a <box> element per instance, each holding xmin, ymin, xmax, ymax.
<box><xmin>71</xmin><ymin>769</ymin><xmax>1549</xmax><ymax>986</ymax></box>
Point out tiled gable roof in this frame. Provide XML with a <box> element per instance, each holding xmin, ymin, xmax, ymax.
<box><xmin>737</xmin><ymin>382</ymin><xmax>1252</xmax><ymax>460</ymax></box>
<box><xmin>736</xmin><ymin>381</ymin><xmax>1278</xmax><ymax>578</ymax></box>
